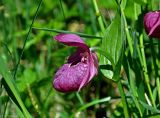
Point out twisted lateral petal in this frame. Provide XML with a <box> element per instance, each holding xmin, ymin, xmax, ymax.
<box><xmin>144</xmin><ymin>11</ymin><xmax>160</xmax><ymax>38</ymax></box>
<box><xmin>54</xmin><ymin>33</ymin><xmax>89</xmax><ymax>50</ymax></box>
<box><xmin>87</xmin><ymin>52</ymin><xmax>98</xmax><ymax>82</ymax></box>
<box><xmin>78</xmin><ymin>52</ymin><xmax>98</xmax><ymax>91</ymax></box>
<box><xmin>91</xmin><ymin>52</ymin><xmax>99</xmax><ymax>69</ymax></box>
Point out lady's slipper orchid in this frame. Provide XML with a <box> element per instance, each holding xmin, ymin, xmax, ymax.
<box><xmin>53</xmin><ymin>34</ymin><xmax>98</xmax><ymax>92</ymax></box>
<box><xmin>144</xmin><ymin>11</ymin><xmax>160</xmax><ymax>38</ymax></box>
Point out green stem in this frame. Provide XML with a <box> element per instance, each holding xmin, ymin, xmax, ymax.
<box><xmin>139</xmin><ymin>35</ymin><xmax>156</xmax><ymax>108</ymax></box>
<box><xmin>150</xmin><ymin>39</ymin><xmax>159</xmax><ymax>77</ymax></box>
<box><xmin>120</xmin><ymin>6</ymin><xmax>133</xmax><ymax>56</ymax></box>
<box><xmin>70</xmin><ymin>97</ymin><xmax>111</xmax><ymax>118</ymax></box>
<box><xmin>76</xmin><ymin>92</ymin><xmax>84</xmax><ymax>105</ymax></box>
<box><xmin>136</xmin><ymin>43</ymin><xmax>143</xmax><ymax>67</ymax></box>
<box><xmin>156</xmin><ymin>78</ymin><xmax>160</xmax><ymax>103</ymax></box>
<box><xmin>117</xmin><ymin>80</ymin><xmax>129</xmax><ymax>118</ymax></box>
<box><xmin>13</xmin><ymin>0</ymin><xmax>43</xmax><ymax>80</ymax></box>
<box><xmin>158</xmin><ymin>41</ymin><xmax>160</xmax><ymax>103</ymax></box>
<box><xmin>59</xmin><ymin>0</ymin><xmax>66</xmax><ymax>20</ymax></box>
<box><xmin>27</xmin><ymin>85</ymin><xmax>40</xmax><ymax>114</ymax></box>
<box><xmin>2</xmin><ymin>97</ymin><xmax>9</xmax><ymax>118</ymax></box>
<box><xmin>158</xmin><ymin>40</ymin><xmax>160</xmax><ymax>60</ymax></box>
<box><xmin>92</xmin><ymin>1</ymin><xmax>129</xmax><ymax>117</ymax></box>
<box><xmin>32</xmin><ymin>27</ymin><xmax>102</xmax><ymax>39</ymax></box>
<box><xmin>92</xmin><ymin>0</ymin><xmax>105</xmax><ymax>34</ymax></box>
<box><xmin>150</xmin><ymin>39</ymin><xmax>160</xmax><ymax>103</ymax></box>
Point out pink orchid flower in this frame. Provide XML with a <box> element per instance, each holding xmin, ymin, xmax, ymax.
<box><xmin>53</xmin><ymin>34</ymin><xmax>98</xmax><ymax>92</ymax></box>
<box><xmin>144</xmin><ymin>11</ymin><xmax>160</xmax><ymax>39</ymax></box>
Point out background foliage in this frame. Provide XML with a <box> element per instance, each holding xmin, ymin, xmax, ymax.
<box><xmin>0</xmin><ymin>0</ymin><xmax>160</xmax><ymax>117</ymax></box>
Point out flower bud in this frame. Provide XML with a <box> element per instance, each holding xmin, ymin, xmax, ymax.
<box><xmin>144</xmin><ymin>11</ymin><xmax>160</xmax><ymax>39</ymax></box>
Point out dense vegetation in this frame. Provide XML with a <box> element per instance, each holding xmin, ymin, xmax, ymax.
<box><xmin>0</xmin><ymin>0</ymin><xmax>160</xmax><ymax>117</ymax></box>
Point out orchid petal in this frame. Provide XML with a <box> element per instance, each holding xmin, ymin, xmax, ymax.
<box><xmin>78</xmin><ymin>52</ymin><xmax>98</xmax><ymax>91</ymax></box>
<box><xmin>53</xmin><ymin>33</ymin><xmax>99</xmax><ymax>93</ymax></box>
<box><xmin>54</xmin><ymin>33</ymin><xmax>89</xmax><ymax>50</ymax></box>
<box><xmin>144</xmin><ymin>11</ymin><xmax>160</xmax><ymax>38</ymax></box>
<box><xmin>67</xmin><ymin>48</ymin><xmax>84</xmax><ymax>64</ymax></box>
<box><xmin>88</xmin><ymin>52</ymin><xmax>98</xmax><ymax>81</ymax></box>
<box><xmin>53</xmin><ymin>62</ymin><xmax>89</xmax><ymax>92</ymax></box>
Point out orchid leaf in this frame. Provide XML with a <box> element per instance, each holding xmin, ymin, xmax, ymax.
<box><xmin>103</xmin><ymin>13</ymin><xmax>123</xmax><ymax>64</ymax></box>
<box><xmin>100</xmin><ymin>13</ymin><xmax>124</xmax><ymax>81</ymax></box>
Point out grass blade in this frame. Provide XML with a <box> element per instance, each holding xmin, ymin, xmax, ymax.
<box><xmin>32</xmin><ymin>27</ymin><xmax>102</xmax><ymax>39</ymax></box>
<box><xmin>70</xmin><ymin>97</ymin><xmax>111</xmax><ymax>118</ymax></box>
<box><xmin>13</xmin><ymin>0</ymin><xmax>43</xmax><ymax>80</ymax></box>
<box><xmin>0</xmin><ymin>56</ymin><xmax>31</xmax><ymax>118</ymax></box>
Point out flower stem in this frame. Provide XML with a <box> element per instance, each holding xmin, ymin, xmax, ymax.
<box><xmin>139</xmin><ymin>35</ymin><xmax>156</xmax><ymax>108</ymax></box>
<box><xmin>120</xmin><ymin>6</ymin><xmax>133</xmax><ymax>56</ymax></box>
<box><xmin>150</xmin><ymin>39</ymin><xmax>160</xmax><ymax>103</ymax></box>
<box><xmin>76</xmin><ymin>92</ymin><xmax>84</xmax><ymax>105</ymax></box>
<box><xmin>92</xmin><ymin>0</ymin><xmax>106</xmax><ymax>35</ymax></box>
<box><xmin>158</xmin><ymin>41</ymin><xmax>160</xmax><ymax>103</ymax></box>
<box><xmin>156</xmin><ymin>78</ymin><xmax>160</xmax><ymax>103</ymax></box>
<box><xmin>92</xmin><ymin>1</ymin><xmax>129</xmax><ymax>116</ymax></box>
<box><xmin>117</xmin><ymin>80</ymin><xmax>129</xmax><ymax>118</ymax></box>
<box><xmin>150</xmin><ymin>39</ymin><xmax>159</xmax><ymax>77</ymax></box>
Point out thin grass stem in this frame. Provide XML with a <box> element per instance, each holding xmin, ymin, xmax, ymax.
<box><xmin>120</xmin><ymin>6</ymin><xmax>133</xmax><ymax>56</ymax></box>
<box><xmin>13</xmin><ymin>0</ymin><xmax>43</xmax><ymax>79</ymax></box>
<box><xmin>149</xmin><ymin>39</ymin><xmax>159</xmax><ymax>78</ymax></box>
<box><xmin>117</xmin><ymin>80</ymin><xmax>129</xmax><ymax>118</ymax></box>
<box><xmin>140</xmin><ymin>35</ymin><xmax>156</xmax><ymax>108</ymax></box>
<box><xmin>156</xmin><ymin>78</ymin><xmax>160</xmax><ymax>103</ymax></box>
<box><xmin>2</xmin><ymin>97</ymin><xmax>9</xmax><ymax>118</ymax></box>
<box><xmin>76</xmin><ymin>92</ymin><xmax>84</xmax><ymax>105</ymax></box>
<box><xmin>158</xmin><ymin>41</ymin><xmax>160</xmax><ymax>103</ymax></box>
<box><xmin>150</xmin><ymin>39</ymin><xmax>160</xmax><ymax>103</ymax></box>
<box><xmin>70</xmin><ymin>96</ymin><xmax>111</xmax><ymax>118</ymax></box>
<box><xmin>92</xmin><ymin>0</ymin><xmax>106</xmax><ymax>35</ymax></box>
<box><xmin>32</xmin><ymin>27</ymin><xmax>102</xmax><ymax>39</ymax></box>
<box><xmin>59</xmin><ymin>0</ymin><xmax>66</xmax><ymax>20</ymax></box>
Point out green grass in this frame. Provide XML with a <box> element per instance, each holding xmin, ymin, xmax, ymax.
<box><xmin>0</xmin><ymin>0</ymin><xmax>160</xmax><ymax>117</ymax></box>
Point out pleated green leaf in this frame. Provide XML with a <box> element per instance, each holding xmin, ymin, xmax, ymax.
<box><xmin>100</xmin><ymin>13</ymin><xmax>124</xmax><ymax>81</ymax></box>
